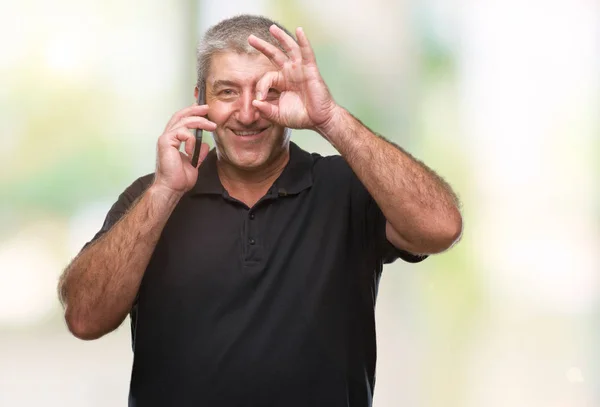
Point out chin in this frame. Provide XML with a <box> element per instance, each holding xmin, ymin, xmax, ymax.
<box><xmin>231</xmin><ymin>152</ymin><xmax>270</xmax><ymax>171</ymax></box>
<box><xmin>213</xmin><ymin>127</ymin><xmax>290</xmax><ymax>171</ymax></box>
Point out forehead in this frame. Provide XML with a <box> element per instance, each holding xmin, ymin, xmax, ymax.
<box><xmin>207</xmin><ymin>51</ymin><xmax>276</xmax><ymax>87</ymax></box>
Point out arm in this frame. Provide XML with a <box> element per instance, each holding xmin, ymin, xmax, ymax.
<box><xmin>248</xmin><ymin>26</ymin><xmax>462</xmax><ymax>255</ymax></box>
<box><xmin>317</xmin><ymin>108</ymin><xmax>462</xmax><ymax>255</ymax></box>
<box><xmin>58</xmin><ymin>185</ymin><xmax>182</xmax><ymax>340</ymax></box>
<box><xmin>58</xmin><ymin>103</ymin><xmax>215</xmax><ymax>340</ymax></box>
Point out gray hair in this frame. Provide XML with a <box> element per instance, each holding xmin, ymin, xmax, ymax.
<box><xmin>196</xmin><ymin>15</ymin><xmax>296</xmax><ymax>89</ymax></box>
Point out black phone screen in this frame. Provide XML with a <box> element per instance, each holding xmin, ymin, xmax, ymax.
<box><xmin>191</xmin><ymin>82</ymin><xmax>206</xmax><ymax>167</ymax></box>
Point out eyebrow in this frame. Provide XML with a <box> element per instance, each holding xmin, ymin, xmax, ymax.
<box><xmin>211</xmin><ymin>80</ymin><xmax>240</xmax><ymax>89</ymax></box>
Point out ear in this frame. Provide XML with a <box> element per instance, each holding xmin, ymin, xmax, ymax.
<box><xmin>194</xmin><ymin>86</ymin><xmax>199</xmax><ymax>101</ymax></box>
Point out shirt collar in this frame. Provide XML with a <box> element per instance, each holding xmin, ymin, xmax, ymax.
<box><xmin>189</xmin><ymin>141</ymin><xmax>314</xmax><ymax>197</ymax></box>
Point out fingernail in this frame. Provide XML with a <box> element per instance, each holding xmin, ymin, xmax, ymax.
<box><xmin>255</xmin><ymin>91</ymin><xmax>262</xmax><ymax>100</ymax></box>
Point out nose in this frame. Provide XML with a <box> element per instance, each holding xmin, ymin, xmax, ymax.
<box><xmin>235</xmin><ymin>91</ymin><xmax>260</xmax><ymax>126</ymax></box>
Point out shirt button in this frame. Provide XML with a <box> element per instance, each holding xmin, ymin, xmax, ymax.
<box><xmin>249</xmin><ymin>238</ymin><xmax>256</xmax><ymax>245</ymax></box>
<box><xmin>249</xmin><ymin>213</ymin><xmax>255</xmax><ymax>220</ymax></box>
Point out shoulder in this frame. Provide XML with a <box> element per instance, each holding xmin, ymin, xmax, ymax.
<box><xmin>287</xmin><ymin>143</ymin><xmax>355</xmax><ymax>193</ymax></box>
<box><xmin>87</xmin><ymin>173</ymin><xmax>156</xmax><ymax>246</ymax></box>
<box><xmin>306</xmin><ymin>153</ymin><xmax>366</xmax><ymax>204</ymax></box>
<box><xmin>116</xmin><ymin>173</ymin><xmax>155</xmax><ymax>205</ymax></box>
<box><xmin>311</xmin><ymin>153</ymin><xmax>354</xmax><ymax>179</ymax></box>
<box><xmin>130</xmin><ymin>173</ymin><xmax>155</xmax><ymax>192</ymax></box>
<box><xmin>311</xmin><ymin>153</ymin><xmax>362</xmax><ymax>193</ymax></box>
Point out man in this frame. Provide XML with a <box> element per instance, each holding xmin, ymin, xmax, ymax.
<box><xmin>58</xmin><ymin>15</ymin><xmax>462</xmax><ymax>407</ymax></box>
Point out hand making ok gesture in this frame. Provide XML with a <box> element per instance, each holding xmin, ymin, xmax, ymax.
<box><xmin>248</xmin><ymin>25</ymin><xmax>340</xmax><ymax>132</ymax></box>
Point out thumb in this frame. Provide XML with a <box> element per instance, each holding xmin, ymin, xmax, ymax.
<box><xmin>255</xmin><ymin>71</ymin><xmax>280</xmax><ymax>101</ymax></box>
<box><xmin>252</xmin><ymin>99</ymin><xmax>279</xmax><ymax>121</ymax></box>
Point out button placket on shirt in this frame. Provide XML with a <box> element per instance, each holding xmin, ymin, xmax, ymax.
<box><xmin>243</xmin><ymin>190</ymin><xmax>280</xmax><ymax>265</ymax></box>
<box><xmin>244</xmin><ymin>210</ymin><xmax>260</xmax><ymax>263</ymax></box>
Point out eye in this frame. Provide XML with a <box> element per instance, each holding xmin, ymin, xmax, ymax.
<box><xmin>220</xmin><ymin>89</ymin><xmax>234</xmax><ymax>96</ymax></box>
<box><xmin>266</xmin><ymin>88</ymin><xmax>281</xmax><ymax>100</ymax></box>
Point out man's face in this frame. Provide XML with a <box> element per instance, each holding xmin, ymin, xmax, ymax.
<box><xmin>198</xmin><ymin>51</ymin><xmax>289</xmax><ymax>171</ymax></box>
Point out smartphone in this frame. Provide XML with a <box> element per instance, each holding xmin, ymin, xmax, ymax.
<box><xmin>191</xmin><ymin>82</ymin><xmax>206</xmax><ymax>168</ymax></box>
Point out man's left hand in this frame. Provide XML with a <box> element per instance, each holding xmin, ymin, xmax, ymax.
<box><xmin>248</xmin><ymin>25</ymin><xmax>339</xmax><ymax>132</ymax></box>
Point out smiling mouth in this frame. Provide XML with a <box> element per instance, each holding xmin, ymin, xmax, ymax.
<box><xmin>230</xmin><ymin>127</ymin><xmax>269</xmax><ymax>137</ymax></box>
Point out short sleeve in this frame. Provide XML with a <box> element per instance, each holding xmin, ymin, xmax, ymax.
<box><xmin>348</xmin><ymin>166</ymin><xmax>428</xmax><ymax>265</ymax></box>
<box><xmin>82</xmin><ymin>173</ymin><xmax>154</xmax><ymax>251</ymax></box>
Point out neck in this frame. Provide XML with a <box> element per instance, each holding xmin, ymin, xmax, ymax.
<box><xmin>217</xmin><ymin>148</ymin><xmax>290</xmax><ymax>206</ymax></box>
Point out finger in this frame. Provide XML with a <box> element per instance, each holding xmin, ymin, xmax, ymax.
<box><xmin>180</xmin><ymin>143</ymin><xmax>210</xmax><ymax>169</ymax></box>
<box><xmin>255</xmin><ymin>71</ymin><xmax>282</xmax><ymax>101</ymax></box>
<box><xmin>181</xmin><ymin>128</ymin><xmax>195</xmax><ymax>156</ymax></box>
<box><xmin>252</xmin><ymin>99</ymin><xmax>279</xmax><ymax>121</ymax></box>
<box><xmin>296</xmin><ymin>27</ymin><xmax>316</xmax><ymax>64</ymax></box>
<box><xmin>269</xmin><ymin>24</ymin><xmax>300</xmax><ymax>62</ymax></box>
<box><xmin>160</xmin><ymin>127</ymin><xmax>195</xmax><ymax>152</ymax></box>
<box><xmin>248</xmin><ymin>34</ymin><xmax>288</xmax><ymax>68</ymax></box>
<box><xmin>179</xmin><ymin>151</ymin><xmax>191</xmax><ymax>166</ymax></box>
<box><xmin>197</xmin><ymin>142</ymin><xmax>210</xmax><ymax>167</ymax></box>
<box><xmin>168</xmin><ymin>115</ymin><xmax>217</xmax><ymax>133</ymax></box>
<box><xmin>164</xmin><ymin>104</ymin><xmax>209</xmax><ymax>132</ymax></box>
<box><xmin>174</xmin><ymin>128</ymin><xmax>211</xmax><ymax>158</ymax></box>
<box><xmin>164</xmin><ymin>104</ymin><xmax>210</xmax><ymax>132</ymax></box>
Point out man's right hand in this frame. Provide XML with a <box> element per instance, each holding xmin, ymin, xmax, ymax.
<box><xmin>153</xmin><ymin>104</ymin><xmax>216</xmax><ymax>195</ymax></box>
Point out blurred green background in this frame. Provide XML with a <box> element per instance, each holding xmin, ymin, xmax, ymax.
<box><xmin>0</xmin><ymin>0</ymin><xmax>598</xmax><ymax>406</ymax></box>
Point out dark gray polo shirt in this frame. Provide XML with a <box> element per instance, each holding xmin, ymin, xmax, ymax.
<box><xmin>86</xmin><ymin>142</ymin><xmax>426</xmax><ymax>407</ymax></box>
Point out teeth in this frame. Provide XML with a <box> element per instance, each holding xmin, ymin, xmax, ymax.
<box><xmin>233</xmin><ymin>130</ymin><xmax>262</xmax><ymax>136</ymax></box>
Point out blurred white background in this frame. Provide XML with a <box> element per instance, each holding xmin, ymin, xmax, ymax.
<box><xmin>0</xmin><ymin>0</ymin><xmax>598</xmax><ymax>406</ymax></box>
